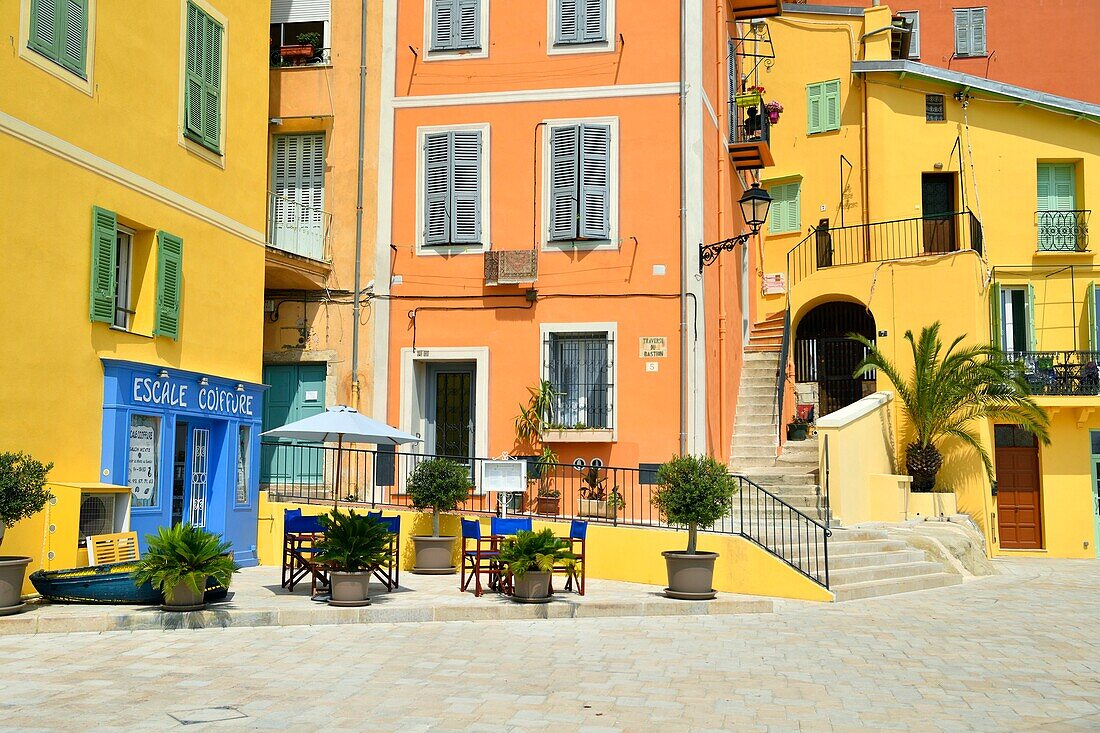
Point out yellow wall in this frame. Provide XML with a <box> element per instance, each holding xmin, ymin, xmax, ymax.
<box><xmin>258</xmin><ymin>495</ymin><xmax>834</xmax><ymax>602</ymax></box>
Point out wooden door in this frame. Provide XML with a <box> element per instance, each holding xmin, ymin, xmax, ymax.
<box><xmin>994</xmin><ymin>425</ymin><xmax>1043</xmax><ymax>549</ymax></box>
<box><xmin>921</xmin><ymin>173</ymin><xmax>957</xmax><ymax>253</ymax></box>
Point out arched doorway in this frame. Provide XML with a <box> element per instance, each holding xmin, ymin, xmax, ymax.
<box><xmin>794</xmin><ymin>302</ymin><xmax>876</xmax><ymax>417</ymax></box>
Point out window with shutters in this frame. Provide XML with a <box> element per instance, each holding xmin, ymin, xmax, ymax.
<box><xmin>767</xmin><ymin>182</ymin><xmax>801</xmax><ymax>235</ymax></box>
<box><xmin>184</xmin><ymin>2</ymin><xmax>224</xmax><ymax>154</ymax></box>
<box><xmin>543</xmin><ymin>118</ymin><xmax>617</xmax><ymax>248</ymax></box>
<box><xmin>418</xmin><ymin>125</ymin><xmax>489</xmax><ymax>252</ymax></box>
<box><xmin>25</xmin><ymin>0</ymin><xmax>89</xmax><ymax>78</ymax></box>
<box><xmin>898</xmin><ymin>11</ymin><xmax>919</xmax><ymax>59</ymax></box>
<box><xmin>90</xmin><ymin>207</ymin><xmax>156</xmax><ymax>334</ymax></box>
<box><xmin>270</xmin><ymin>133</ymin><xmax>328</xmax><ymax>261</ymax></box>
<box><xmin>806</xmin><ymin>80</ymin><xmax>841</xmax><ymax>135</ymax></box>
<box><xmin>552</xmin><ymin>0</ymin><xmax>612</xmax><ymax>50</ymax></box>
<box><xmin>953</xmin><ymin>8</ymin><xmax>987</xmax><ymax>57</ymax></box>
<box><xmin>542</xmin><ymin>324</ymin><xmax>617</xmax><ymax>431</ymax></box>
<box><xmin>1037</xmin><ymin>162</ymin><xmax>1081</xmax><ymax>251</ymax></box>
<box><xmin>428</xmin><ymin>0</ymin><xmax>485</xmax><ymax>56</ymax></box>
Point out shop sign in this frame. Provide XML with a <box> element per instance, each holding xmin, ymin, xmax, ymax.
<box><xmin>128</xmin><ymin>424</ymin><xmax>157</xmax><ymax>500</ymax></box>
<box><xmin>130</xmin><ymin>376</ymin><xmax>256</xmax><ymax>417</ymax></box>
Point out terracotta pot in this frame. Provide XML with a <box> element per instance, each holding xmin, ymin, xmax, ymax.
<box><xmin>163</xmin><ymin>578</ymin><xmax>207</xmax><ymax>611</ymax></box>
<box><xmin>511</xmin><ymin>571</ymin><xmax>552</xmax><ymax>603</ymax></box>
<box><xmin>535</xmin><ymin>496</ymin><xmax>561</xmax><ymax>515</ymax></box>
<box><xmin>0</xmin><ymin>556</ymin><xmax>30</xmax><ymax>616</ymax></box>
<box><xmin>411</xmin><ymin>535</ymin><xmax>457</xmax><ymax>575</ymax></box>
<box><xmin>329</xmin><ymin>570</ymin><xmax>371</xmax><ymax>606</ymax></box>
<box><xmin>662</xmin><ymin>551</ymin><xmax>718</xmax><ymax>600</ymax></box>
<box><xmin>279</xmin><ymin>44</ymin><xmax>314</xmax><ymax>58</ymax></box>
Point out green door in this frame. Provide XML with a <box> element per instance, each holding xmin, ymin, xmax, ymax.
<box><xmin>262</xmin><ymin>364</ymin><xmax>327</xmax><ymax>484</ymax></box>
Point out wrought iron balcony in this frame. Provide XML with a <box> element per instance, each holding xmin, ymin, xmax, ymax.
<box><xmin>1037</xmin><ymin>210</ymin><xmax>1090</xmax><ymax>252</ymax></box>
<box><xmin>266</xmin><ymin>191</ymin><xmax>332</xmax><ymax>263</ymax></box>
<box><xmin>727</xmin><ymin>99</ymin><xmax>774</xmax><ymax>171</ymax></box>
<box><xmin>1000</xmin><ymin>350</ymin><xmax>1100</xmax><ymax>396</ymax></box>
<box><xmin>787</xmin><ymin>210</ymin><xmax>983</xmax><ymax>287</ymax></box>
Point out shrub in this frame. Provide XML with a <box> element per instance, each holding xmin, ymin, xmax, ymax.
<box><xmin>406</xmin><ymin>458</ymin><xmax>471</xmax><ymax>537</ymax></box>
<box><xmin>0</xmin><ymin>452</ymin><xmax>53</xmax><ymax>543</ymax></box>
<box><xmin>497</xmin><ymin>529</ymin><xmax>574</xmax><ymax>579</ymax></box>
<box><xmin>132</xmin><ymin>523</ymin><xmax>238</xmax><ymax>597</ymax></box>
<box><xmin>315</xmin><ymin>510</ymin><xmax>391</xmax><ymax>572</ymax></box>
<box><xmin>652</xmin><ymin>455</ymin><xmax>738</xmax><ymax>554</ymax></box>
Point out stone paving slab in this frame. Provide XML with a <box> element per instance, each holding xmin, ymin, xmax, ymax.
<box><xmin>0</xmin><ymin>566</ymin><xmax>773</xmax><ymax>636</ymax></box>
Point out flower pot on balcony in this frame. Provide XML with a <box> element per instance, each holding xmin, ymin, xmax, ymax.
<box><xmin>767</xmin><ymin>110</ymin><xmax>781</xmax><ymax>124</ymax></box>
<box><xmin>279</xmin><ymin>44</ymin><xmax>314</xmax><ymax>60</ymax></box>
<box><xmin>735</xmin><ymin>92</ymin><xmax>763</xmax><ymax>109</ymax></box>
<box><xmin>578</xmin><ymin>499</ymin><xmax>616</xmax><ymax>519</ymax></box>
<box><xmin>535</xmin><ymin>496</ymin><xmax>560</xmax><ymax>515</ymax></box>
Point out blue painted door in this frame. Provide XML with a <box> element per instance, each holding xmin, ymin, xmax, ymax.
<box><xmin>262</xmin><ymin>364</ymin><xmax>326</xmax><ymax>484</ymax></box>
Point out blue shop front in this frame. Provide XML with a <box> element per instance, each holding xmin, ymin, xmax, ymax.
<box><xmin>101</xmin><ymin>359</ymin><xmax>266</xmax><ymax>566</ymax></box>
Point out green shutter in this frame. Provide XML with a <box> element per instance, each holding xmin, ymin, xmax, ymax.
<box><xmin>1087</xmin><ymin>281</ymin><xmax>1097</xmax><ymax>352</ymax></box>
<box><xmin>184</xmin><ymin>2</ymin><xmax>222</xmax><ymax>153</ymax></box>
<box><xmin>58</xmin><ymin>0</ymin><xmax>88</xmax><ymax>76</ymax></box>
<box><xmin>806</xmin><ymin>83</ymin><xmax>823</xmax><ymax>134</ymax></box>
<box><xmin>824</xmin><ymin>80</ymin><xmax>841</xmax><ymax>131</ymax></box>
<box><xmin>767</xmin><ymin>183</ymin><xmax>800</xmax><ymax>234</ymax></box>
<box><xmin>989</xmin><ymin>282</ymin><xmax>1002</xmax><ymax>350</ymax></box>
<box><xmin>184</xmin><ymin>3</ymin><xmax>204</xmax><ymax>139</ymax></box>
<box><xmin>1026</xmin><ymin>283</ymin><xmax>1036</xmax><ymax>351</ymax></box>
<box><xmin>89</xmin><ymin>206</ymin><xmax>117</xmax><ymax>324</ymax></box>
<box><xmin>154</xmin><ymin>231</ymin><xmax>183</xmax><ymax>340</ymax></box>
<box><xmin>28</xmin><ymin>0</ymin><xmax>61</xmax><ymax>61</ymax></box>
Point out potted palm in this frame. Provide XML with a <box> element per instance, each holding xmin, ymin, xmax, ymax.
<box><xmin>652</xmin><ymin>455</ymin><xmax>738</xmax><ymax>600</ymax></box>
<box><xmin>407</xmin><ymin>457</ymin><xmax>471</xmax><ymax>574</ymax></box>
<box><xmin>132</xmin><ymin>524</ymin><xmax>239</xmax><ymax>611</ymax></box>
<box><xmin>852</xmin><ymin>322</ymin><xmax>1049</xmax><ymax>492</ymax></box>
<box><xmin>497</xmin><ymin>529</ymin><xmax>575</xmax><ymax>603</ymax></box>
<box><xmin>0</xmin><ymin>452</ymin><xmax>52</xmax><ymax>616</ymax></box>
<box><xmin>314</xmin><ymin>509</ymin><xmax>390</xmax><ymax>606</ymax></box>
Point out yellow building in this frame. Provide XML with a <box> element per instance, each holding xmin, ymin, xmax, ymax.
<box><xmin>756</xmin><ymin>4</ymin><xmax>1100</xmax><ymax>558</ymax></box>
<box><xmin>0</xmin><ymin>0</ymin><xmax>270</xmax><ymax>582</ymax></box>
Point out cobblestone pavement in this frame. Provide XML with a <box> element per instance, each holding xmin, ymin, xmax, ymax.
<box><xmin>0</xmin><ymin>559</ymin><xmax>1097</xmax><ymax>732</ymax></box>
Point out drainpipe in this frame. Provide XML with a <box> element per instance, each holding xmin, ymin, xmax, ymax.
<box><xmin>679</xmin><ymin>0</ymin><xmax>688</xmax><ymax>456</ymax></box>
<box><xmin>351</xmin><ymin>0</ymin><xmax>368</xmax><ymax>407</ymax></box>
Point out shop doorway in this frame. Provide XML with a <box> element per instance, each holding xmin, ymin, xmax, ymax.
<box><xmin>426</xmin><ymin>363</ymin><xmax>475</xmax><ymax>460</ymax></box>
<box><xmin>262</xmin><ymin>363</ymin><xmax>326</xmax><ymax>484</ymax></box>
<box><xmin>995</xmin><ymin>425</ymin><xmax>1044</xmax><ymax>550</ymax></box>
<box><xmin>172</xmin><ymin>420</ymin><xmax>216</xmax><ymax>528</ymax></box>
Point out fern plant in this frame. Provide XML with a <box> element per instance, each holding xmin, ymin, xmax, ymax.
<box><xmin>132</xmin><ymin>524</ymin><xmax>238</xmax><ymax>597</ymax></box>
<box><xmin>496</xmin><ymin>529</ymin><xmax>575</xmax><ymax>579</ymax></box>
<box><xmin>314</xmin><ymin>510</ymin><xmax>391</xmax><ymax>572</ymax></box>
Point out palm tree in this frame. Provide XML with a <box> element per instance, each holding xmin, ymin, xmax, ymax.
<box><xmin>851</xmin><ymin>322</ymin><xmax>1049</xmax><ymax>491</ymax></box>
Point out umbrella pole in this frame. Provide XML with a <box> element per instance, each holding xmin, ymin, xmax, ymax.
<box><xmin>333</xmin><ymin>435</ymin><xmax>343</xmax><ymax>510</ymax></box>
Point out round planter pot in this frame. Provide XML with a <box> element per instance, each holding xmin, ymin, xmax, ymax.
<box><xmin>328</xmin><ymin>570</ymin><xmax>371</xmax><ymax>606</ymax></box>
<box><xmin>411</xmin><ymin>535</ymin><xmax>457</xmax><ymax>575</ymax></box>
<box><xmin>510</xmin><ymin>571</ymin><xmax>552</xmax><ymax>604</ymax></box>
<box><xmin>662</xmin><ymin>551</ymin><xmax>718</xmax><ymax>600</ymax></box>
<box><xmin>0</xmin><ymin>556</ymin><xmax>31</xmax><ymax>616</ymax></box>
<box><xmin>162</xmin><ymin>578</ymin><xmax>208</xmax><ymax>612</ymax></box>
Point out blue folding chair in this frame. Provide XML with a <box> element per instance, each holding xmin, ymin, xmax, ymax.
<box><xmin>371</xmin><ymin>514</ymin><xmax>401</xmax><ymax>591</ymax></box>
<box><xmin>490</xmin><ymin>516</ymin><xmax>532</xmax><ymax>537</ymax></box>
<box><xmin>282</xmin><ymin>509</ymin><xmax>326</xmax><ymax>592</ymax></box>
<box><xmin>564</xmin><ymin>520</ymin><xmax>587</xmax><ymax>595</ymax></box>
<box><xmin>460</xmin><ymin>518</ymin><xmax>501</xmax><ymax>597</ymax></box>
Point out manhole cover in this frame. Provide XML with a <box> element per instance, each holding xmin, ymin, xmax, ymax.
<box><xmin>168</xmin><ymin>706</ymin><xmax>248</xmax><ymax>725</ymax></box>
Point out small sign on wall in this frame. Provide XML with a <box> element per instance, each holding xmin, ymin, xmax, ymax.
<box><xmin>762</xmin><ymin>273</ymin><xmax>787</xmax><ymax>295</ymax></box>
<box><xmin>640</xmin><ymin>337</ymin><xmax>667</xmax><ymax>358</ymax></box>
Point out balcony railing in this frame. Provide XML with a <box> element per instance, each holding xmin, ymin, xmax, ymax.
<box><xmin>787</xmin><ymin>210</ymin><xmax>983</xmax><ymax>287</ymax></box>
<box><xmin>267</xmin><ymin>191</ymin><xmax>332</xmax><ymax>263</ymax></box>
<box><xmin>271</xmin><ymin>47</ymin><xmax>332</xmax><ymax>68</ymax></box>
<box><xmin>1001</xmin><ymin>350</ymin><xmax>1100</xmax><ymax>396</ymax></box>
<box><xmin>1037</xmin><ymin>210</ymin><xmax>1090</xmax><ymax>252</ymax></box>
<box><xmin>726</xmin><ymin>99</ymin><xmax>773</xmax><ymax>170</ymax></box>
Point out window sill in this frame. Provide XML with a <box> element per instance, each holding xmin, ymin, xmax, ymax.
<box><xmin>543</xmin><ymin>428</ymin><xmax>615</xmax><ymax>443</ymax></box>
<box><xmin>107</xmin><ymin>325</ymin><xmax>155</xmax><ymax>339</ymax></box>
<box><xmin>1033</xmin><ymin>249</ymin><xmax>1092</xmax><ymax>257</ymax></box>
<box><xmin>548</xmin><ymin>41</ymin><xmax>614</xmax><ymax>56</ymax></box>
<box><xmin>543</xmin><ymin>239</ymin><xmax>618</xmax><ymax>252</ymax></box>
<box><xmin>417</xmin><ymin>243</ymin><xmax>488</xmax><ymax>256</ymax></box>
<box><xmin>423</xmin><ymin>47</ymin><xmax>487</xmax><ymax>62</ymax></box>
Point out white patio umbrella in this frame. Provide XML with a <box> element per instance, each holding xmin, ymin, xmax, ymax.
<box><xmin>261</xmin><ymin>406</ymin><xmax>420</xmax><ymax>508</ymax></box>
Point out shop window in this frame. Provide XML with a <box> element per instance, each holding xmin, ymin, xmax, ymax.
<box><xmin>236</xmin><ymin>425</ymin><xmax>251</xmax><ymax>506</ymax></box>
<box><xmin>128</xmin><ymin>415</ymin><xmax>162</xmax><ymax>507</ymax></box>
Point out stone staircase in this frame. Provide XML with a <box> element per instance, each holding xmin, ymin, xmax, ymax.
<box><xmin>728</xmin><ymin>319</ymin><xmax>963</xmax><ymax>601</ymax></box>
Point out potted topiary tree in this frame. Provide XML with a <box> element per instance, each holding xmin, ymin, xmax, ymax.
<box><xmin>496</xmin><ymin>528</ymin><xmax>575</xmax><ymax>603</ymax></box>
<box><xmin>132</xmin><ymin>523</ymin><xmax>239</xmax><ymax>611</ymax></box>
<box><xmin>652</xmin><ymin>455</ymin><xmax>738</xmax><ymax>600</ymax></box>
<box><xmin>314</xmin><ymin>509</ymin><xmax>390</xmax><ymax>606</ymax></box>
<box><xmin>0</xmin><ymin>452</ymin><xmax>52</xmax><ymax>615</ymax></box>
<box><xmin>407</xmin><ymin>457</ymin><xmax>471</xmax><ymax>574</ymax></box>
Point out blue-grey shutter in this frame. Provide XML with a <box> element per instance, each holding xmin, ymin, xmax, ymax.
<box><xmin>456</xmin><ymin>0</ymin><xmax>480</xmax><ymax>49</ymax></box>
<box><xmin>969</xmin><ymin>8</ymin><xmax>986</xmax><ymax>56</ymax></box>
<box><xmin>581</xmin><ymin>0</ymin><xmax>606</xmax><ymax>43</ymax></box>
<box><xmin>89</xmin><ymin>206</ymin><xmax>117</xmax><ymax>324</ymax></box>
<box><xmin>557</xmin><ymin>0</ymin><xmax>579</xmax><ymax>44</ymax></box>
<box><xmin>450</xmin><ymin>130</ymin><xmax>481</xmax><ymax>243</ymax></box>
<box><xmin>431</xmin><ymin>0</ymin><xmax>455</xmax><ymax>50</ymax></box>
<box><xmin>953</xmin><ymin>9</ymin><xmax>970</xmax><ymax>56</ymax></box>
<box><xmin>549</xmin><ymin>126</ymin><xmax>579</xmax><ymax>241</ymax></box>
<box><xmin>424</xmin><ymin>132</ymin><xmax>450</xmax><ymax>245</ymax></box>
<box><xmin>579</xmin><ymin>124</ymin><xmax>611</xmax><ymax>240</ymax></box>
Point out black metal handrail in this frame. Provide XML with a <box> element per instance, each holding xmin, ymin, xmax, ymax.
<box><xmin>776</xmin><ymin>306</ymin><xmax>791</xmax><ymax>445</ymax></box>
<box><xmin>999</xmin><ymin>350</ymin><xmax>1100</xmax><ymax>396</ymax></box>
<box><xmin>786</xmin><ymin>210</ymin><xmax>984</xmax><ymax>288</ymax></box>
<box><xmin>260</xmin><ymin>442</ymin><xmax>832</xmax><ymax>588</ymax></box>
<box><xmin>1037</xmin><ymin>210</ymin><xmax>1090</xmax><ymax>252</ymax></box>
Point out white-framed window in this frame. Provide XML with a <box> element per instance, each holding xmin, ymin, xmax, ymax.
<box><xmin>425</xmin><ymin>0</ymin><xmax>488</xmax><ymax>59</ymax></box>
<box><xmin>270</xmin><ymin>133</ymin><xmax>327</xmax><ymax>261</ymax></box>
<box><xmin>1000</xmin><ymin>285</ymin><xmax>1032</xmax><ymax>353</ymax></box>
<box><xmin>541</xmin><ymin>323</ymin><xmax>617</xmax><ymax>431</ymax></box>
<box><xmin>953</xmin><ymin>7</ymin><xmax>986</xmax><ymax>57</ymax></box>
<box><xmin>269</xmin><ymin>0</ymin><xmax>330</xmax><ymax>65</ymax></box>
<box><xmin>548</xmin><ymin>0</ymin><xmax>615</xmax><ymax>55</ymax></box>
<box><xmin>416</xmin><ymin>123</ymin><xmax>491</xmax><ymax>254</ymax></box>
<box><xmin>898</xmin><ymin>10</ymin><xmax>919</xmax><ymax>59</ymax></box>
<box><xmin>542</xmin><ymin>117</ymin><xmax>618</xmax><ymax>251</ymax></box>
<box><xmin>128</xmin><ymin>414</ymin><xmax>162</xmax><ymax>508</ymax></box>
<box><xmin>236</xmin><ymin>425</ymin><xmax>251</xmax><ymax>506</ymax></box>
<box><xmin>113</xmin><ymin>225</ymin><xmax>134</xmax><ymax>330</ymax></box>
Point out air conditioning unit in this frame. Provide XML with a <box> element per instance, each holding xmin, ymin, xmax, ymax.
<box><xmin>78</xmin><ymin>492</ymin><xmax>127</xmax><ymax>541</ymax></box>
<box><xmin>484</xmin><ymin>250</ymin><xmax>538</xmax><ymax>286</ymax></box>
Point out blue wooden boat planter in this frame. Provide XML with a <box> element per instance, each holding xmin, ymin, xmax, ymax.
<box><xmin>29</xmin><ymin>562</ymin><xmax>229</xmax><ymax>605</ymax></box>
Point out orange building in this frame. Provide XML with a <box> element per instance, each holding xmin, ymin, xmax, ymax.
<box><xmin>799</xmin><ymin>0</ymin><xmax>1100</xmax><ymax>103</ymax></box>
<box><xmin>371</xmin><ymin>0</ymin><xmax>783</xmax><ymax>477</ymax></box>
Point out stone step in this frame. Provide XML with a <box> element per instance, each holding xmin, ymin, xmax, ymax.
<box><xmin>734</xmin><ymin>414</ymin><xmax>780</xmax><ymax>427</ymax></box>
<box><xmin>744</xmin><ymin>351</ymin><xmax>781</xmax><ymax>362</ymax></box>
<box><xmin>731</xmin><ymin>433</ymin><xmax>779</xmax><ymax>445</ymax></box>
<box><xmin>826</xmin><ymin>549</ymin><xmax>927</xmax><ymax>570</ymax></box>
<box><xmin>814</xmin><ymin>539</ymin><xmax>910</xmax><ymax>556</ymax></box>
<box><xmin>832</xmin><ymin>572</ymin><xmax>963</xmax><ymax>602</ymax></box>
<box><xmin>740</xmin><ymin>386</ymin><xmax>780</xmax><ymax>397</ymax></box>
<box><xmin>732</xmin><ymin>423</ymin><xmax>778</xmax><ymax>436</ymax></box>
<box><xmin>733</xmin><ymin>469</ymin><xmax>818</xmax><ymax>485</ymax></box>
<box><xmin>828</xmin><ymin>561</ymin><xmax>944</xmax><ymax>586</ymax></box>
<box><xmin>730</xmin><ymin>445</ymin><xmax>781</xmax><ymax>459</ymax></box>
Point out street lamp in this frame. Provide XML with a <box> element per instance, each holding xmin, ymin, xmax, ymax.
<box><xmin>699</xmin><ymin>182</ymin><xmax>773</xmax><ymax>271</ymax></box>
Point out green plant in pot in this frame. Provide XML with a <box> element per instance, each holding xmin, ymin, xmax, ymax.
<box><xmin>0</xmin><ymin>452</ymin><xmax>52</xmax><ymax>615</ymax></box>
<box><xmin>577</xmin><ymin>466</ymin><xmax>623</xmax><ymax>519</ymax></box>
<box><xmin>787</xmin><ymin>416</ymin><xmax>811</xmax><ymax>441</ymax></box>
<box><xmin>314</xmin><ymin>509</ymin><xmax>390</xmax><ymax>606</ymax></box>
<box><xmin>132</xmin><ymin>523</ymin><xmax>238</xmax><ymax>611</ymax></box>
<box><xmin>406</xmin><ymin>458</ymin><xmax>471</xmax><ymax>574</ymax></box>
<box><xmin>497</xmin><ymin>528</ymin><xmax>575</xmax><ymax>603</ymax></box>
<box><xmin>533</xmin><ymin>446</ymin><xmax>560</xmax><ymax>515</ymax></box>
<box><xmin>652</xmin><ymin>455</ymin><xmax>738</xmax><ymax>600</ymax></box>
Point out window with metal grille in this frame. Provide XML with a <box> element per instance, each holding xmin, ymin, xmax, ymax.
<box><xmin>545</xmin><ymin>332</ymin><xmax>613</xmax><ymax>429</ymax></box>
<box><xmin>925</xmin><ymin>94</ymin><xmax>945</xmax><ymax>122</ymax></box>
